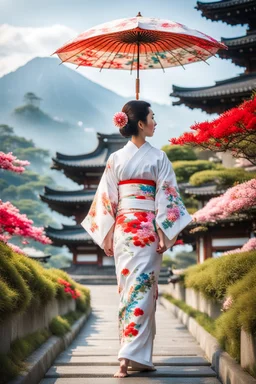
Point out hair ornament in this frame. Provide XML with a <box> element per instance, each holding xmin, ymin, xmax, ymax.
<box><xmin>113</xmin><ymin>111</ymin><xmax>128</xmax><ymax>129</ymax></box>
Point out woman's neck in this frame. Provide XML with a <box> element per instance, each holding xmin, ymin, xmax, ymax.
<box><xmin>131</xmin><ymin>136</ymin><xmax>146</xmax><ymax>149</ymax></box>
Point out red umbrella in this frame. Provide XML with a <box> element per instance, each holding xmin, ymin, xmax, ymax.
<box><xmin>53</xmin><ymin>12</ymin><xmax>227</xmax><ymax>100</ymax></box>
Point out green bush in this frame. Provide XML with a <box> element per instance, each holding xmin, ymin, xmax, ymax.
<box><xmin>162</xmin><ymin>145</ymin><xmax>197</xmax><ymax>162</ymax></box>
<box><xmin>185</xmin><ymin>250</ymin><xmax>256</xmax><ymax>301</ymax></box>
<box><xmin>0</xmin><ymin>242</ymin><xmax>90</xmax><ymax>320</ymax></box>
<box><xmin>189</xmin><ymin>168</ymin><xmax>256</xmax><ymax>188</ymax></box>
<box><xmin>49</xmin><ymin>316</ymin><xmax>71</xmax><ymax>336</ymax></box>
<box><xmin>172</xmin><ymin>160</ymin><xmax>221</xmax><ymax>183</ymax></box>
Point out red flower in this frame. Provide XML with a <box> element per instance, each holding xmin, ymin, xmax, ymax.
<box><xmin>134</xmin><ymin>240</ymin><xmax>142</xmax><ymax>246</ymax></box>
<box><xmin>136</xmin><ymin>196</ymin><xmax>146</xmax><ymax>199</ymax></box>
<box><xmin>121</xmin><ymin>268</ymin><xmax>130</xmax><ymax>276</ymax></box>
<box><xmin>134</xmin><ymin>308</ymin><xmax>144</xmax><ymax>316</ymax></box>
<box><xmin>149</xmin><ymin>235</ymin><xmax>155</xmax><ymax>242</ymax></box>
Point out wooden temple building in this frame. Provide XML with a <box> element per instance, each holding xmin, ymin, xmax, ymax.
<box><xmin>171</xmin><ymin>0</ymin><xmax>256</xmax><ymax>114</ymax></box>
<box><xmin>171</xmin><ymin>0</ymin><xmax>256</xmax><ymax>262</ymax></box>
<box><xmin>41</xmin><ymin>132</ymin><xmax>128</xmax><ymax>266</ymax></box>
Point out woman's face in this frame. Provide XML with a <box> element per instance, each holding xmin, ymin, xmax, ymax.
<box><xmin>139</xmin><ymin>107</ymin><xmax>157</xmax><ymax>137</ymax></box>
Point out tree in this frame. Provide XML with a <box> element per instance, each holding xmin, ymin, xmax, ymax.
<box><xmin>162</xmin><ymin>144</ymin><xmax>197</xmax><ymax>162</ymax></box>
<box><xmin>192</xmin><ymin>178</ymin><xmax>256</xmax><ymax>223</ymax></box>
<box><xmin>170</xmin><ymin>94</ymin><xmax>256</xmax><ymax>165</ymax></box>
<box><xmin>0</xmin><ymin>152</ymin><xmax>51</xmax><ymax>251</ymax></box>
<box><xmin>23</xmin><ymin>92</ymin><xmax>42</xmax><ymax>107</ymax></box>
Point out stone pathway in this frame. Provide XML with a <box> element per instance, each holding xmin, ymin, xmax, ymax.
<box><xmin>40</xmin><ymin>285</ymin><xmax>221</xmax><ymax>384</ymax></box>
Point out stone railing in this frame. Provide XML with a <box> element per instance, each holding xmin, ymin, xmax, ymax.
<box><xmin>166</xmin><ymin>281</ymin><xmax>256</xmax><ymax>374</ymax></box>
<box><xmin>0</xmin><ymin>298</ymin><xmax>76</xmax><ymax>354</ymax></box>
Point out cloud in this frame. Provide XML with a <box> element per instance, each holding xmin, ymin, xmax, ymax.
<box><xmin>0</xmin><ymin>23</ymin><xmax>77</xmax><ymax>77</ymax></box>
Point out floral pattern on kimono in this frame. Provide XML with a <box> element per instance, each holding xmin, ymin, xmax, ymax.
<box><xmin>81</xmin><ymin>153</ymin><xmax>118</xmax><ymax>249</ymax></box>
<box><xmin>118</xmin><ymin>270</ymin><xmax>156</xmax><ymax>343</ymax></box>
<box><xmin>155</xmin><ymin>151</ymin><xmax>192</xmax><ymax>247</ymax></box>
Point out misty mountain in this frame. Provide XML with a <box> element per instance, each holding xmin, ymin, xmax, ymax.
<box><xmin>0</xmin><ymin>57</ymin><xmax>178</xmax><ymax>152</ymax></box>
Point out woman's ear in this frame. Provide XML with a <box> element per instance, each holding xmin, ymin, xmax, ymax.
<box><xmin>138</xmin><ymin>120</ymin><xmax>143</xmax><ymax>130</ymax></box>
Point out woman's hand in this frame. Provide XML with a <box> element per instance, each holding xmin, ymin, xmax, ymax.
<box><xmin>156</xmin><ymin>227</ymin><xmax>167</xmax><ymax>254</ymax></box>
<box><xmin>103</xmin><ymin>224</ymin><xmax>115</xmax><ymax>257</ymax></box>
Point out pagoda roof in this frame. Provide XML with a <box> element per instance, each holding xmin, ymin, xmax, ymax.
<box><xmin>52</xmin><ymin>132</ymin><xmax>127</xmax><ymax>169</ymax></box>
<box><xmin>196</xmin><ymin>0</ymin><xmax>256</xmax><ymax>27</ymax></box>
<box><xmin>45</xmin><ymin>224</ymin><xmax>94</xmax><ymax>246</ymax></box>
<box><xmin>40</xmin><ymin>187</ymin><xmax>95</xmax><ymax>217</ymax></box>
<box><xmin>218</xmin><ymin>32</ymin><xmax>256</xmax><ymax>70</ymax></box>
<box><xmin>171</xmin><ymin>72</ymin><xmax>256</xmax><ymax>113</ymax></box>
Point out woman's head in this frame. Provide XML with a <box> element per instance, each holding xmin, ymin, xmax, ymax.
<box><xmin>118</xmin><ymin>100</ymin><xmax>157</xmax><ymax>138</ymax></box>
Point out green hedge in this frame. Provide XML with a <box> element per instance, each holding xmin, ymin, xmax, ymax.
<box><xmin>189</xmin><ymin>168</ymin><xmax>256</xmax><ymax>188</ymax></box>
<box><xmin>172</xmin><ymin>160</ymin><xmax>221</xmax><ymax>183</ymax></box>
<box><xmin>0</xmin><ymin>242</ymin><xmax>90</xmax><ymax>320</ymax></box>
<box><xmin>184</xmin><ymin>250</ymin><xmax>256</xmax><ymax>301</ymax></box>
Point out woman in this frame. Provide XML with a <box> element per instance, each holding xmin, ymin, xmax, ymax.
<box><xmin>81</xmin><ymin>100</ymin><xmax>192</xmax><ymax>378</ymax></box>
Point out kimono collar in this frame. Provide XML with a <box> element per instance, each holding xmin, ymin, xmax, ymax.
<box><xmin>126</xmin><ymin>140</ymin><xmax>151</xmax><ymax>152</ymax></box>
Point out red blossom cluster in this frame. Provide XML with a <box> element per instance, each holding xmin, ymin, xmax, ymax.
<box><xmin>169</xmin><ymin>95</ymin><xmax>256</xmax><ymax>165</ymax></box>
<box><xmin>123</xmin><ymin>322</ymin><xmax>138</xmax><ymax>337</ymax></box>
<box><xmin>0</xmin><ymin>152</ymin><xmax>30</xmax><ymax>173</ymax></box>
<box><xmin>57</xmin><ymin>278</ymin><xmax>81</xmax><ymax>300</ymax></box>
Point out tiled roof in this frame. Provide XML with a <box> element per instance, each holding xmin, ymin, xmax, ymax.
<box><xmin>197</xmin><ymin>0</ymin><xmax>254</xmax><ymax>10</ymax></box>
<box><xmin>184</xmin><ymin>184</ymin><xmax>226</xmax><ymax>196</ymax></box>
<box><xmin>46</xmin><ymin>224</ymin><xmax>93</xmax><ymax>244</ymax></box>
<box><xmin>40</xmin><ymin>187</ymin><xmax>95</xmax><ymax>204</ymax></box>
<box><xmin>171</xmin><ymin>72</ymin><xmax>256</xmax><ymax>100</ymax></box>
<box><xmin>221</xmin><ymin>32</ymin><xmax>256</xmax><ymax>47</ymax></box>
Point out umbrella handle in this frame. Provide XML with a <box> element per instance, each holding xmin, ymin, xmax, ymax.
<box><xmin>136</xmin><ymin>78</ymin><xmax>140</xmax><ymax>100</ymax></box>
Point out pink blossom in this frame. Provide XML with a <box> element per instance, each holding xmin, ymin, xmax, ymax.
<box><xmin>0</xmin><ymin>152</ymin><xmax>30</xmax><ymax>173</ymax></box>
<box><xmin>193</xmin><ymin>179</ymin><xmax>256</xmax><ymax>222</ymax></box>
<box><xmin>7</xmin><ymin>243</ymin><xmax>26</xmax><ymax>255</ymax></box>
<box><xmin>0</xmin><ymin>200</ymin><xmax>51</xmax><ymax>244</ymax></box>
<box><xmin>222</xmin><ymin>238</ymin><xmax>256</xmax><ymax>255</ymax></box>
<box><xmin>167</xmin><ymin>207</ymin><xmax>180</xmax><ymax>222</ymax></box>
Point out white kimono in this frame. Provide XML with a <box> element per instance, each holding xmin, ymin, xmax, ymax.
<box><xmin>81</xmin><ymin>140</ymin><xmax>192</xmax><ymax>368</ymax></box>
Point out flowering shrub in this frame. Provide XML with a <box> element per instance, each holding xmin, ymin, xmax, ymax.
<box><xmin>192</xmin><ymin>178</ymin><xmax>256</xmax><ymax>223</ymax></box>
<box><xmin>0</xmin><ymin>151</ymin><xmax>30</xmax><ymax>173</ymax></box>
<box><xmin>222</xmin><ymin>238</ymin><xmax>256</xmax><ymax>256</ymax></box>
<box><xmin>57</xmin><ymin>278</ymin><xmax>81</xmax><ymax>300</ymax></box>
<box><xmin>170</xmin><ymin>95</ymin><xmax>256</xmax><ymax>165</ymax></box>
<box><xmin>0</xmin><ymin>151</ymin><xmax>51</xmax><ymax>246</ymax></box>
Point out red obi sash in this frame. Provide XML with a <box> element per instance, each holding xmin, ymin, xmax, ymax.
<box><xmin>118</xmin><ymin>178</ymin><xmax>156</xmax><ymax>186</ymax></box>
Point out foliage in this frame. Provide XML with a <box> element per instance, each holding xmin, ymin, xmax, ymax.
<box><xmin>189</xmin><ymin>168</ymin><xmax>256</xmax><ymax>188</ymax></box>
<box><xmin>192</xmin><ymin>178</ymin><xmax>256</xmax><ymax>222</ymax></box>
<box><xmin>0</xmin><ymin>242</ymin><xmax>90</xmax><ymax>320</ymax></box>
<box><xmin>162</xmin><ymin>144</ymin><xmax>197</xmax><ymax>162</ymax></box>
<box><xmin>162</xmin><ymin>251</ymin><xmax>197</xmax><ymax>269</ymax></box>
<box><xmin>49</xmin><ymin>315</ymin><xmax>71</xmax><ymax>336</ymax></box>
<box><xmin>162</xmin><ymin>293</ymin><xmax>216</xmax><ymax>336</ymax></box>
<box><xmin>170</xmin><ymin>94</ymin><xmax>256</xmax><ymax>165</ymax></box>
<box><xmin>184</xmin><ymin>250</ymin><xmax>256</xmax><ymax>301</ymax></box>
<box><xmin>0</xmin><ymin>329</ymin><xmax>50</xmax><ymax>384</ymax></box>
<box><xmin>172</xmin><ymin>160</ymin><xmax>222</xmax><ymax>183</ymax></box>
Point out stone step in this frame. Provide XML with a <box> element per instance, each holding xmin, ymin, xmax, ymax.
<box><xmin>72</xmin><ymin>276</ymin><xmax>170</xmax><ymax>285</ymax></box>
<box><xmin>64</xmin><ymin>266</ymin><xmax>170</xmax><ymax>276</ymax></box>
<box><xmin>45</xmin><ymin>365</ymin><xmax>217</xmax><ymax>378</ymax></box>
<box><xmin>54</xmin><ymin>355</ymin><xmax>211</xmax><ymax>366</ymax></box>
<box><xmin>41</xmin><ymin>377</ymin><xmax>221</xmax><ymax>384</ymax></box>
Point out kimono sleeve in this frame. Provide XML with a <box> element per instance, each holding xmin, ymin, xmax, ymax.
<box><xmin>81</xmin><ymin>153</ymin><xmax>118</xmax><ymax>249</ymax></box>
<box><xmin>155</xmin><ymin>151</ymin><xmax>192</xmax><ymax>248</ymax></box>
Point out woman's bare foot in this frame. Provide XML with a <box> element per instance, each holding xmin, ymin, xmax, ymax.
<box><xmin>114</xmin><ymin>358</ymin><xmax>130</xmax><ymax>378</ymax></box>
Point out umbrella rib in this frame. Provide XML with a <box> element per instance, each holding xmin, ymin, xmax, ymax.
<box><xmin>164</xmin><ymin>35</ymin><xmax>213</xmax><ymax>64</ymax></box>
<box><xmin>99</xmin><ymin>42</ymin><xmax>124</xmax><ymax>72</ymax></box>
<box><xmin>156</xmin><ymin>40</ymin><xmax>186</xmax><ymax>69</ymax></box>
<box><xmin>58</xmin><ymin>35</ymin><xmax>120</xmax><ymax>64</ymax></box>
<box><xmin>104</xmin><ymin>42</ymin><xmax>130</xmax><ymax>70</ymax></box>
<box><xmin>75</xmin><ymin>39</ymin><xmax>122</xmax><ymax>70</ymax></box>
<box><xmin>147</xmin><ymin>42</ymin><xmax>166</xmax><ymax>72</ymax></box>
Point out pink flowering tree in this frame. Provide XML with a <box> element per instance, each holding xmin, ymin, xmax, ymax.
<box><xmin>192</xmin><ymin>179</ymin><xmax>256</xmax><ymax>223</ymax></box>
<box><xmin>0</xmin><ymin>151</ymin><xmax>51</xmax><ymax>253</ymax></box>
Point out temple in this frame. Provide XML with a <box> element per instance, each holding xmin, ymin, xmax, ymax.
<box><xmin>171</xmin><ymin>0</ymin><xmax>256</xmax><ymax>114</ymax></box>
<box><xmin>41</xmin><ymin>132</ymin><xmax>128</xmax><ymax>266</ymax></box>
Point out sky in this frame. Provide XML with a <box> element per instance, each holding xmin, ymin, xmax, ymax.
<box><xmin>0</xmin><ymin>0</ymin><xmax>247</xmax><ymax>106</ymax></box>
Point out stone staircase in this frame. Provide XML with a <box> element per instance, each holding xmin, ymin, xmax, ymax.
<box><xmin>64</xmin><ymin>265</ymin><xmax>171</xmax><ymax>285</ymax></box>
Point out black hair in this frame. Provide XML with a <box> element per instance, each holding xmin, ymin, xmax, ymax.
<box><xmin>119</xmin><ymin>100</ymin><xmax>151</xmax><ymax>138</ymax></box>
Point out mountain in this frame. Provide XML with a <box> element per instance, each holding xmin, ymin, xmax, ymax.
<box><xmin>0</xmin><ymin>57</ymin><xmax>180</xmax><ymax>151</ymax></box>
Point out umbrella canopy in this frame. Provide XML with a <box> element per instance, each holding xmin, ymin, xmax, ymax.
<box><xmin>54</xmin><ymin>12</ymin><xmax>227</xmax><ymax>99</ymax></box>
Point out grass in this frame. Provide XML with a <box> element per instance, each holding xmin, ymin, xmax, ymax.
<box><xmin>162</xmin><ymin>293</ymin><xmax>216</xmax><ymax>337</ymax></box>
<box><xmin>0</xmin><ymin>329</ymin><xmax>50</xmax><ymax>384</ymax></box>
